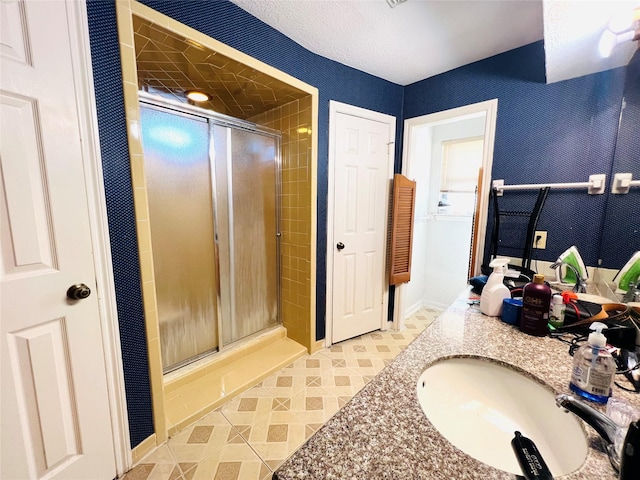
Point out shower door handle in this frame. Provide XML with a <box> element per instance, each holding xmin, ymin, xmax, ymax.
<box><xmin>336</xmin><ymin>242</ymin><xmax>345</xmax><ymax>251</ymax></box>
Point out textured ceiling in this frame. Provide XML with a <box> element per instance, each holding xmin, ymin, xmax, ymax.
<box><xmin>231</xmin><ymin>0</ymin><xmax>638</xmax><ymax>85</ymax></box>
<box><xmin>133</xmin><ymin>16</ymin><xmax>308</xmax><ymax>119</ymax></box>
<box><xmin>231</xmin><ymin>0</ymin><xmax>544</xmax><ymax>85</ymax></box>
<box><xmin>131</xmin><ymin>0</ymin><xmax>639</xmax><ymax>112</ymax></box>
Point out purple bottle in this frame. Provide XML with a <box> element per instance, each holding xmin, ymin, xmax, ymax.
<box><xmin>519</xmin><ymin>274</ymin><xmax>552</xmax><ymax>336</ymax></box>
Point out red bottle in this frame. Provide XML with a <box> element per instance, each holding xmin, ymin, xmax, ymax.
<box><xmin>519</xmin><ymin>274</ymin><xmax>552</xmax><ymax>336</ymax></box>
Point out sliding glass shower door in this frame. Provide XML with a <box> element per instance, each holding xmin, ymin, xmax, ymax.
<box><xmin>212</xmin><ymin>125</ymin><xmax>279</xmax><ymax>346</ymax></box>
<box><xmin>139</xmin><ymin>97</ymin><xmax>280</xmax><ymax>373</ymax></box>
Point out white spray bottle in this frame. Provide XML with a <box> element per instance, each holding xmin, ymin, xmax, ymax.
<box><xmin>480</xmin><ymin>258</ymin><xmax>511</xmax><ymax>317</ymax></box>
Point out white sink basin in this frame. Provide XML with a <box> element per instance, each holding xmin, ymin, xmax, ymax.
<box><xmin>416</xmin><ymin>357</ymin><xmax>588</xmax><ymax>476</ymax></box>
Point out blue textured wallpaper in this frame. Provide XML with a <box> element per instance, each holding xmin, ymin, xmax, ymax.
<box><xmin>86</xmin><ymin>2</ymin><xmax>153</xmax><ymax>448</ymax></box>
<box><xmin>137</xmin><ymin>0</ymin><xmax>405</xmax><ymax>343</ymax></box>
<box><xmin>86</xmin><ymin>0</ymin><xmax>403</xmax><ymax>447</ymax></box>
<box><xmin>404</xmin><ymin>41</ymin><xmax>627</xmax><ymax>269</ymax></box>
<box><xmin>86</xmin><ymin>0</ymin><xmax>637</xmax><ymax>449</ymax></box>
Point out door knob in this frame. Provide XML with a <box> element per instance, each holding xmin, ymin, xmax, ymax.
<box><xmin>67</xmin><ymin>283</ymin><xmax>91</xmax><ymax>300</ymax></box>
<box><xmin>336</xmin><ymin>242</ymin><xmax>345</xmax><ymax>251</ymax></box>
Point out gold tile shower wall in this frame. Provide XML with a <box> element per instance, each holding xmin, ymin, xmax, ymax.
<box><xmin>250</xmin><ymin>97</ymin><xmax>313</xmax><ymax>349</ymax></box>
<box><xmin>117</xmin><ymin>0</ymin><xmax>317</xmax><ymax>450</ymax></box>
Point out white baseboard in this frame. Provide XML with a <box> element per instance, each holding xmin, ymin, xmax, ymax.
<box><xmin>404</xmin><ymin>301</ymin><xmax>424</xmax><ymax>319</ymax></box>
<box><xmin>423</xmin><ymin>299</ymin><xmax>450</xmax><ymax>311</ymax></box>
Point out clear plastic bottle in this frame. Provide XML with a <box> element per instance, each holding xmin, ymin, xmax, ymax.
<box><xmin>519</xmin><ymin>274</ymin><xmax>551</xmax><ymax>336</ymax></box>
<box><xmin>549</xmin><ymin>294</ymin><xmax>565</xmax><ymax>328</ymax></box>
<box><xmin>570</xmin><ymin>322</ymin><xmax>616</xmax><ymax>404</ymax></box>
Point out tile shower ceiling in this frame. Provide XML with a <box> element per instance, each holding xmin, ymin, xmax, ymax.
<box><xmin>133</xmin><ymin>16</ymin><xmax>307</xmax><ymax>119</ymax></box>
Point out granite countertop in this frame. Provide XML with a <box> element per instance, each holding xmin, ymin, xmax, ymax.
<box><xmin>274</xmin><ymin>292</ymin><xmax>640</xmax><ymax>479</ymax></box>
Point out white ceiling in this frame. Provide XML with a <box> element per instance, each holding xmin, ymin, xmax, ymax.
<box><xmin>230</xmin><ymin>0</ymin><xmax>638</xmax><ymax>86</ymax></box>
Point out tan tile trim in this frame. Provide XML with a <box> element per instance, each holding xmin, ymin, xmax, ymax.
<box><xmin>309</xmin><ymin>94</ymin><xmax>319</xmax><ymax>348</ymax></box>
<box><xmin>129</xmin><ymin>1</ymin><xmax>317</xmax><ymax>96</ymax></box>
<box><xmin>116</xmin><ymin>0</ymin><xmax>319</xmax><ymax>446</ymax></box>
<box><xmin>130</xmin><ymin>433</ymin><xmax>157</xmax><ymax>465</ymax></box>
<box><xmin>309</xmin><ymin>339</ymin><xmax>324</xmax><ymax>355</ymax></box>
<box><xmin>115</xmin><ymin>0</ymin><xmax>167</xmax><ymax>444</ymax></box>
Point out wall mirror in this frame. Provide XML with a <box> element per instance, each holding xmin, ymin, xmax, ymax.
<box><xmin>599</xmin><ymin>50</ymin><xmax>640</xmax><ymax>275</ymax></box>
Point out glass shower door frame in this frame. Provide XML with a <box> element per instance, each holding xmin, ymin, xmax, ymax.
<box><xmin>138</xmin><ymin>91</ymin><xmax>282</xmax><ymax>367</ymax></box>
<box><xmin>209</xmin><ymin>120</ymin><xmax>282</xmax><ymax>352</ymax></box>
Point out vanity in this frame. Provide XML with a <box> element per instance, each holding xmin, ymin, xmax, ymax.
<box><xmin>273</xmin><ymin>292</ymin><xmax>639</xmax><ymax>479</ymax></box>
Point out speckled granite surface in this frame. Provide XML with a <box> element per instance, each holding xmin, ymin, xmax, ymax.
<box><xmin>274</xmin><ymin>293</ymin><xmax>640</xmax><ymax>479</ymax></box>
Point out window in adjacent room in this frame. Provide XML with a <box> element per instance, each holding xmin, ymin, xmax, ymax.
<box><xmin>438</xmin><ymin>137</ymin><xmax>483</xmax><ymax>216</ymax></box>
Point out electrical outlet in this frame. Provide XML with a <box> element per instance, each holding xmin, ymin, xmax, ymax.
<box><xmin>534</xmin><ymin>231</ymin><xmax>547</xmax><ymax>249</ymax></box>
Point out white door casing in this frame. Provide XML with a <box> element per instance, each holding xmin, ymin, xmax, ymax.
<box><xmin>327</xmin><ymin>102</ymin><xmax>395</xmax><ymax>344</ymax></box>
<box><xmin>1</xmin><ymin>0</ymin><xmax>125</xmax><ymax>478</ymax></box>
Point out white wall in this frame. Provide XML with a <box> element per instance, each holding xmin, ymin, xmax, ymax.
<box><xmin>404</xmin><ymin>125</ymin><xmax>432</xmax><ymax>315</ymax></box>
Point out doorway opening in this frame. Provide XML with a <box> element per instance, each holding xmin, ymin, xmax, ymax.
<box><xmin>395</xmin><ymin>100</ymin><xmax>498</xmax><ymax>322</ymax></box>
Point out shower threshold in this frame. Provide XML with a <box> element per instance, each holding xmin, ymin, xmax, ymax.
<box><xmin>163</xmin><ymin>324</ymin><xmax>282</xmax><ymax>380</ymax></box>
<box><xmin>163</xmin><ymin>326</ymin><xmax>306</xmax><ymax>434</ymax></box>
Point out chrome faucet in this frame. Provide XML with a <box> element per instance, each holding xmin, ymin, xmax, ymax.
<box><xmin>550</xmin><ymin>261</ymin><xmax>588</xmax><ymax>293</ymax></box>
<box><xmin>555</xmin><ymin>394</ymin><xmax>618</xmax><ymax>445</ymax></box>
<box><xmin>622</xmin><ymin>280</ymin><xmax>640</xmax><ymax>303</ymax></box>
<box><xmin>555</xmin><ymin>393</ymin><xmax>640</xmax><ymax>476</ymax></box>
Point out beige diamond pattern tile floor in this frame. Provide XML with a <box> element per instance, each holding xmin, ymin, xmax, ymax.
<box><xmin>120</xmin><ymin>308</ymin><xmax>441</xmax><ymax>480</ymax></box>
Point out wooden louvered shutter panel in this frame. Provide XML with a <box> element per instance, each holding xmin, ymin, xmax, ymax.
<box><xmin>389</xmin><ymin>174</ymin><xmax>416</xmax><ymax>285</ymax></box>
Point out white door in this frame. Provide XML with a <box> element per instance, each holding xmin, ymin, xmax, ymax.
<box><xmin>1</xmin><ymin>1</ymin><xmax>117</xmax><ymax>478</ymax></box>
<box><xmin>331</xmin><ymin>109</ymin><xmax>394</xmax><ymax>343</ymax></box>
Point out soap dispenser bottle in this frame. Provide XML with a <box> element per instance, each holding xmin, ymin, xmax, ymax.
<box><xmin>570</xmin><ymin>322</ymin><xmax>616</xmax><ymax>404</ymax></box>
<box><xmin>480</xmin><ymin>258</ymin><xmax>511</xmax><ymax>317</ymax></box>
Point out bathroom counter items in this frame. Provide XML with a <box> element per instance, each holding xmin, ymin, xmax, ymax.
<box><xmin>273</xmin><ymin>293</ymin><xmax>639</xmax><ymax>479</ymax></box>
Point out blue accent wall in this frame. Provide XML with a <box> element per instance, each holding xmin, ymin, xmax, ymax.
<box><xmin>86</xmin><ymin>0</ymin><xmax>402</xmax><ymax>448</ymax></box>
<box><xmin>404</xmin><ymin>41</ymin><xmax>627</xmax><ymax>269</ymax></box>
<box><xmin>86</xmin><ymin>1</ymin><xmax>636</xmax><ymax>449</ymax></box>
<box><xmin>137</xmin><ymin>0</ymin><xmax>405</xmax><ymax>344</ymax></box>
<box><xmin>86</xmin><ymin>2</ymin><xmax>153</xmax><ymax>448</ymax></box>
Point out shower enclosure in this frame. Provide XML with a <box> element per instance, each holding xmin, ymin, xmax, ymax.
<box><xmin>139</xmin><ymin>94</ymin><xmax>281</xmax><ymax>373</ymax></box>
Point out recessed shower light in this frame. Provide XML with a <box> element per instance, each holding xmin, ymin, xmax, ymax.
<box><xmin>186</xmin><ymin>90</ymin><xmax>210</xmax><ymax>102</ymax></box>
